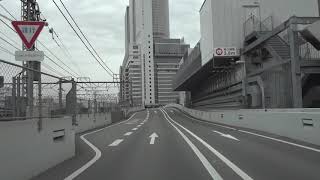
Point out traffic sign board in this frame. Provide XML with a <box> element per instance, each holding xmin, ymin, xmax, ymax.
<box><xmin>15</xmin><ymin>51</ymin><xmax>44</xmax><ymax>62</ymax></box>
<box><xmin>12</xmin><ymin>21</ymin><xmax>45</xmax><ymax>49</ymax></box>
<box><xmin>214</xmin><ymin>47</ymin><xmax>240</xmax><ymax>57</ymax></box>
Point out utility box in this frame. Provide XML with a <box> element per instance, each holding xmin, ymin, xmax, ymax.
<box><xmin>0</xmin><ymin>76</ymin><xmax>3</xmax><ymax>88</ymax></box>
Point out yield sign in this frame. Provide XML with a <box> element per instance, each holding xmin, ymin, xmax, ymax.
<box><xmin>12</xmin><ymin>21</ymin><xmax>45</xmax><ymax>49</ymax></box>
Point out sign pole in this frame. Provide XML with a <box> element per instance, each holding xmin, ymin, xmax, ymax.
<box><xmin>19</xmin><ymin>0</ymin><xmax>44</xmax><ymax>127</ymax></box>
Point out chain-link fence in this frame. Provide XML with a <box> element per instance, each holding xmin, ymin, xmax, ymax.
<box><xmin>76</xmin><ymin>82</ymin><xmax>121</xmax><ymax>115</ymax></box>
<box><xmin>0</xmin><ymin>59</ymin><xmax>76</xmax><ymax>122</ymax></box>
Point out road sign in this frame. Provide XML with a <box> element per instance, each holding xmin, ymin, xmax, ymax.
<box><xmin>214</xmin><ymin>47</ymin><xmax>240</xmax><ymax>57</ymax></box>
<box><xmin>12</xmin><ymin>21</ymin><xmax>45</xmax><ymax>49</ymax></box>
<box><xmin>15</xmin><ymin>51</ymin><xmax>44</xmax><ymax>62</ymax></box>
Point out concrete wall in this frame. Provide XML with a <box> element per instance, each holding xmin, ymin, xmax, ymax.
<box><xmin>76</xmin><ymin>113</ymin><xmax>112</xmax><ymax>134</ymax></box>
<box><xmin>168</xmin><ymin>104</ymin><xmax>320</xmax><ymax>146</ymax></box>
<box><xmin>0</xmin><ymin>117</ymin><xmax>75</xmax><ymax>180</ymax></box>
<box><xmin>123</xmin><ymin>106</ymin><xmax>145</xmax><ymax>118</ymax></box>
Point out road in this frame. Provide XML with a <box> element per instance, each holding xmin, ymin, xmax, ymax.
<box><xmin>33</xmin><ymin>108</ymin><xmax>320</xmax><ymax>180</ymax></box>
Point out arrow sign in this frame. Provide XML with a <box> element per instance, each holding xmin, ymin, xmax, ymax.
<box><xmin>12</xmin><ymin>21</ymin><xmax>45</xmax><ymax>49</ymax></box>
<box><xmin>213</xmin><ymin>130</ymin><xmax>240</xmax><ymax>141</ymax></box>
<box><xmin>149</xmin><ymin>133</ymin><xmax>159</xmax><ymax>145</ymax></box>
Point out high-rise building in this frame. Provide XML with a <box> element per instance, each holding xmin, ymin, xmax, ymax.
<box><xmin>120</xmin><ymin>0</ymin><xmax>189</xmax><ymax>107</ymax></box>
<box><xmin>152</xmin><ymin>0</ymin><xmax>170</xmax><ymax>39</ymax></box>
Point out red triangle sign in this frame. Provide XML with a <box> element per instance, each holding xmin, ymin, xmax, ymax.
<box><xmin>12</xmin><ymin>21</ymin><xmax>45</xmax><ymax>49</ymax></box>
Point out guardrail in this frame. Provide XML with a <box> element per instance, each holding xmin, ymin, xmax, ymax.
<box><xmin>167</xmin><ymin>104</ymin><xmax>320</xmax><ymax>146</ymax></box>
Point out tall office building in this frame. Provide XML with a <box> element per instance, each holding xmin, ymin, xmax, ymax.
<box><xmin>152</xmin><ymin>0</ymin><xmax>170</xmax><ymax>39</ymax></box>
<box><xmin>120</xmin><ymin>0</ymin><xmax>189</xmax><ymax>107</ymax></box>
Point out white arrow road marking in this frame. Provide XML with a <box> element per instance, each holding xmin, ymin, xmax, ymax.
<box><xmin>149</xmin><ymin>133</ymin><xmax>159</xmax><ymax>145</ymax></box>
<box><xmin>161</xmin><ymin>109</ymin><xmax>253</xmax><ymax>180</ymax></box>
<box><xmin>109</xmin><ymin>139</ymin><xmax>124</xmax><ymax>147</ymax></box>
<box><xmin>64</xmin><ymin>112</ymin><xmax>137</xmax><ymax>180</ymax></box>
<box><xmin>213</xmin><ymin>130</ymin><xmax>240</xmax><ymax>141</ymax></box>
<box><xmin>124</xmin><ymin>132</ymin><xmax>133</xmax><ymax>136</ymax></box>
<box><xmin>132</xmin><ymin>128</ymin><xmax>138</xmax><ymax>131</ymax></box>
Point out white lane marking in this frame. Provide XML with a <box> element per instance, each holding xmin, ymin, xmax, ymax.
<box><xmin>213</xmin><ymin>130</ymin><xmax>240</xmax><ymax>141</ymax></box>
<box><xmin>124</xmin><ymin>132</ymin><xmax>133</xmax><ymax>136</ymax></box>
<box><xmin>64</xmin><ymin>112</ymin><xmax>138</xmax><ymax>180</ymax></box>
<box><xmin>126</xmin><ymin>118</ymin><xmax>140</xmax><ymax>124</ymax></box>
<box><xmin>212</xmin><ymin>124</ymin><xmax>237</xmax><ymax>131</ymax></box>
<box><xmin>149</xmin><ymin>133</ymin><xmax>159</xmax><ymax>145</ymax></box>
<box><xmin>140</xmin><ymin>123</ymin><xmax>144</xmax><ymax>125</ymax></box>
<box><xmin>178</xmin><ymin>110</ymin><xmax>320</xmax><ymax>153</ymax></box>
<box><xmin>162</xmin><ymin>109</ymin><xmax>253</xmax><ymax>180</ymax></box>
<box><xmin>132</xmin><ymin>128</ymin><xmax>138</xmax><ymax>131</ymax></box>
<box><xmin>179</xmin><ymin>111</ymin><xmax>237</xmax><ymax>131</ymax></box>
<box><xmin>238</xmin><ymin>130</ymin><xmax>320</xmax><ymax>153</ymax></box>
<box><xmin>137</xmin><ymin>125</ymin><xmax>142</xmax><ymax>127</ymax></box>
<box><xmin>109</xmin><ymin>139</ymin><xmax>124</xmax><ymax>147</ymax></box>
<box><xmin>159</xmin><ymin>109</ymin><xmax>223</xmax><ymax>180</ymax></box>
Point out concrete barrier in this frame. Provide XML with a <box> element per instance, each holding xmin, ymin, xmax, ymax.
<box><xmin>168</xmin><ymin>104</ymin><xmax>320</xmax><ymax>146</ymax></box>
<box><xmin>76</xmin><ymin>113</ymin><xmax>112</xmax><ymax>133</ymax></box>
<box><xmin>0</xmin><ymin>117</ymin><xmax>75</xmax><ymax>180</ymax></box>
<box><xmin>123</xmin><ymin>106</ymin><xmax>145</xmax><ymax>118</ymax></box>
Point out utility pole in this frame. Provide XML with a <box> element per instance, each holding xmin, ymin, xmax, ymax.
<box><xmin>21</xmin><ymin>0</ymin><xmax>42</xmax><ymax>119</ymax></box>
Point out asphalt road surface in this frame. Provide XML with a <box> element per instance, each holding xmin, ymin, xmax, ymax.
<box><xmin>33</xmin><ymin>108</ymin><xmax>320</xmax><ymax>180</ymax></box>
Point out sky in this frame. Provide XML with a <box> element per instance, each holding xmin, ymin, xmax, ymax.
<box><xmin>0</xmin><ymin>0</ymin><xmax>203</xmax><ymax>81</ymax></box>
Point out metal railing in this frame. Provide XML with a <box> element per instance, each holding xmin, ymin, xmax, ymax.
<box><xmin>244</xmin><ymin>15</ymin><xmax>274</xmax><ymax>37</ymax></box>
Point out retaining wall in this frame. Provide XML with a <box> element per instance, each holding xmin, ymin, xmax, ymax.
<box><xmin>0</xmin><ymin>117</ymin><xmax>75</xmax><ymax>180</ymax></box>
<box><xmin>168</xmin><ymin>104</ymin><xmax>320</xmax><ymax>146</ymax></box>
<box><xmin>76</xmin><ymin>113</ymin><xmax>112</xmax><ymax>133</ymax></box>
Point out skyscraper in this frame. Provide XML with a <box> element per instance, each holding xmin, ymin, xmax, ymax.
<box><xmin>152</xmin><ymin>0</ymin><xmax>170</xmax><ymax>39</ymax></box>
<box><xmin>120</xmin><ymin>0</ymin><xmax>189</xmax><ymax>107</ymax></box>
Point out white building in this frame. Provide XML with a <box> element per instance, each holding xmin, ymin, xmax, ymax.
<box><xmin>121</xmin><ymin>0</ymin><xmax>177</xmax><ymax>107</ymax></box>
<box><xmin>200</xmin><ymin>0</ymin><xmax>319</xmax><ymax>65</ymax></box>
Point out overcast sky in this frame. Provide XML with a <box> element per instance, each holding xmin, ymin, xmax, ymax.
<box><xmin>0</xmin><ymin>0</ymin><xmax>203</xmax><ymax>81</ymax></box>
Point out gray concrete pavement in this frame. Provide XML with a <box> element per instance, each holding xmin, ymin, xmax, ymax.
<box><xmin>33</xmin><ymin>108</ymin><xmax>320</xmax><ymax>180</ymax></box>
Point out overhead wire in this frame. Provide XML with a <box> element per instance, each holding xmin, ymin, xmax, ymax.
<box><xmin>58</xmin><ymin>0</ymin><xmax>115</xmax><ymax>75</ymax></box>
<box><xmin>51</xmin><ymin>0</ymin><xmax>114</xmax><ymax>77</ymax></box>
<box><xmin>41</xmin><ymin>12</ymin><xmax>83</xmax><ymax>75</ymax></box>
<box><xmin>0</xmin><ymin>43</ymin><xmax>64</xmax><ymax>77</ymax></box>
<box><xmin>0</xmin><ymin>14</ymin><xmax>78</xmax><ymax>77</ymax></box>
<box><xmin>0</xmin><ymin>4</ymin><xmax>17</xmax><ymax>20</ymax></box>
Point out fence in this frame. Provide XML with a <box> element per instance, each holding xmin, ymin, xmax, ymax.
<box><xmin>0</xmin><ymin>59</ymin><xmax>76</xmax><ymax>125</ymax></box>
